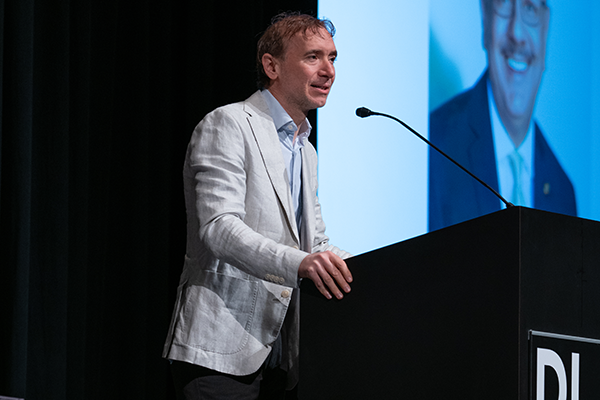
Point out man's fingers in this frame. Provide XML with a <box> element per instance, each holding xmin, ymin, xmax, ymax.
<box><xmin>327</xmin><ymin>254</ymin><xmax>352</xmax><ymax>290</ymax></box>
<box><xmin>303</xmin><ymin>266</ymin><xmax>333</xmax><ymax>299</ymax></box>
<box><xmin>319</xmin><ymin>267</ymin><xmax>344</xmax><ymax>299</ymax></box>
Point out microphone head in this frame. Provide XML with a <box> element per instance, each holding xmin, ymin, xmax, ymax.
<box><xmin>355</xmin><ymin>107</ymin><xmax>372</xmax><ymax>118</ymax></box>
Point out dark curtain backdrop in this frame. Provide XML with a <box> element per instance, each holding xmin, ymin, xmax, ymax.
<box><xmin>0</xmin><ymin>0</ymin><xmax>317</xmax><ymax>398</ymax></box>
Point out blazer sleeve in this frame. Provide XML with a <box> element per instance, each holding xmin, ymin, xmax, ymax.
<box><xmin>184</xmin><ymin>105</ymin><xmax>307</xmax><ymax>288</ymax></box>
<box><xmin>301</xmin><ymin>143</ymin><xmax>352</xmax><ymax>259</ymax></box>
<box><xmin>311</xmin><ymin>196</ymin><xmax>352</xmax><ymax>259</ymax></box>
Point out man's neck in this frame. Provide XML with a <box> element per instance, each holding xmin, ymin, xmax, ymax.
<box><xmin>488</xmin><ymin>86</ymin><xmax>532</xmax><ymax>149</ymax></box>
<box><xmin>266</xmin><ymin>88</ymin><xmax>307</xmax><ymax>127</ymax></box>
<box><xmin>497</xmin><ymin>109</ymin><xmax>530</xmax><ymax>149</ymax></box>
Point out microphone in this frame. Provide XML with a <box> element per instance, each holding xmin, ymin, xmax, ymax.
<box><xmin>355</xmin><ymin>107</ymin><xmax>372</xmax><ymax>118</ymax></box>
<box><xmin>355</xmin><ymin>107</ymin><xmax>513</xmax><ymax>209</ymax></box>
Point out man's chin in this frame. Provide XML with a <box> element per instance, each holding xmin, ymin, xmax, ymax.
<box><xmin>308</xmin><ymin>98</ymin><xmax>329</xmax><ymax>110</ymax></box>
<box><xmin>494</xmin><ymin>86</ymin><xmax>536</xmax><ymax>117</ymax></box>
<box><xmin>508</xmin><ymin>93</ymin><xmax>536</xmax><ymax>117</ymax></box>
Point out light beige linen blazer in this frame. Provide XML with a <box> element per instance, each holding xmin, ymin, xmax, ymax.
<box><xmin>162</xmin><ymin>91</ymin><xmax>350</xmax><ymax>386</ymax></box>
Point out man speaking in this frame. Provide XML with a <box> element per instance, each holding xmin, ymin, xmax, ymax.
<box><xmin>163</xmin><ymin>12</ymin><xmax>352</xmax><ymax>400</ymax></box>
<box><xmin>429</xmin><ymin>0</ymin><xmax>577</xmax><ymax>231</ymax></box>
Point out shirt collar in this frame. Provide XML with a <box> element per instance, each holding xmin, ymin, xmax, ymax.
<box><xmin>261</xmin><ymin>89</ymin><xmax>311</xmax><ymax>146</ymax></box>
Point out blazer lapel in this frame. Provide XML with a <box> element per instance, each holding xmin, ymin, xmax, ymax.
<box><xmin>466</xmin><ymin>72</ymin><xmax>502</xmax><ymax>215</ymax></box>
<box><xmin>243</xmin><ymin>91</ymin><xmax>300</xmax><ymax>244</ymax></box>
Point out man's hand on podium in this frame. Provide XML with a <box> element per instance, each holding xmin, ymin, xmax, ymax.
<box><xmin>298</xmin><ymin>251</ymin><xmax>353</xmax><ymax>300</ymax></box>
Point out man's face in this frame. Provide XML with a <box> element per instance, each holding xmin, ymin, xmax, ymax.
<box><xmin>263</xmin><ymin>27</ymin><xmax>337</xmax><ymax>122</ymax></box>
<box><xmin>483</xmin><ymin>0</ymin><xmax>549</xmax><ymax>124</ymax></box>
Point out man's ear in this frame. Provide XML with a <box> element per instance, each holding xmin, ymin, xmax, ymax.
<box><xmin>262</xmin><ymin>53</ymin><xmax>279</xmax><ymax>81</ymax></box>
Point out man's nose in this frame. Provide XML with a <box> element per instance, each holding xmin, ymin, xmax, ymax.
<box><xmin>321</xmin><ymin>60</ymin><xmax>335</xmax><ymax>78</ymax></box>
<box><xmin>508</xmin><ymin>1</ymin><xmax>527</xmax><ymax>43</ymax></box>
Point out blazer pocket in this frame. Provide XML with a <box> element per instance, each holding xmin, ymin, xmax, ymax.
<box><xmin>180</xmin><ymin>271</ymin><xmax>258</xmax><ymax>355</ymax></box>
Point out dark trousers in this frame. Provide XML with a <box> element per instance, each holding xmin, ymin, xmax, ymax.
<box><xmin>170</xmin><ymin>360</ymin><xmax>298</xmax><ymax>400</ymax></box>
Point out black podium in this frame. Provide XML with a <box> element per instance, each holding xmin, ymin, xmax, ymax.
<box><xmin>299</xmin><ymin>207</ymin><xmax>600</xmax><ymax>399</ymax></box>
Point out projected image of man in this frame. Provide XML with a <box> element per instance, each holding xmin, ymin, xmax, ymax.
<box><xmin>428</xmin><ymin>0</ymin><xmax>577</xmax><ymax>231</ymax></box>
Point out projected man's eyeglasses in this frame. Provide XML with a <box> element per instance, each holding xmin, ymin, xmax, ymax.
<box><xmin>492</xmin><ymin>0</ymin><xmax>548</xmax><ymax>27</ymax></box>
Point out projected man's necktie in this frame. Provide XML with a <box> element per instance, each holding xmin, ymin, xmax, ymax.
<box><xmin>508</xmin><ymin>149</ymin><xmax>525</xmax><ymax>205</ymax></box>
